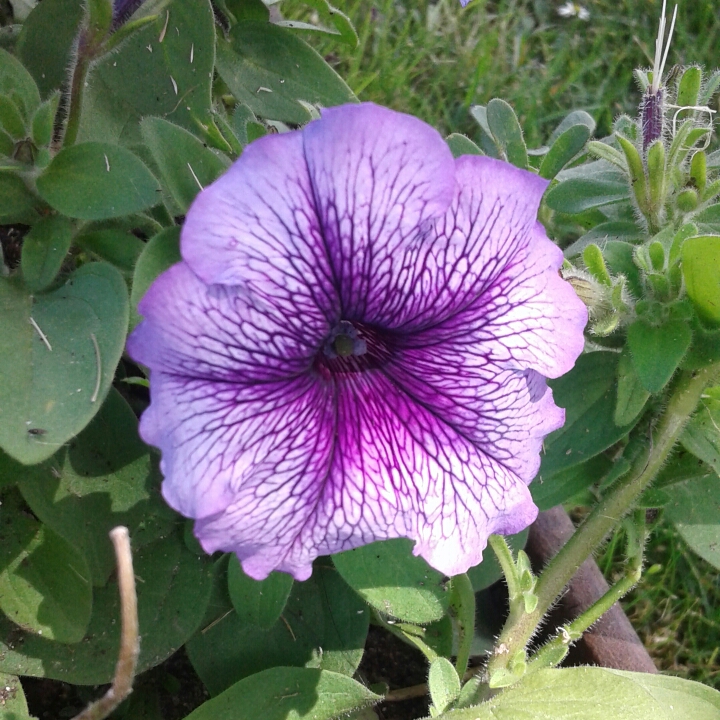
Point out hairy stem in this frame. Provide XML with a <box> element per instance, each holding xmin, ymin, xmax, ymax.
<box><xmin>488</xmin><ymin>362</ymin><xmax>720</xmax><ymax>677</ymax></box>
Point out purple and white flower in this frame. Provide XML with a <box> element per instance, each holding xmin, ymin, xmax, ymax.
<box><xmin>128</xmin><ymin>103</ymin><xmax>587</xmax><ymax>581</ymax></box>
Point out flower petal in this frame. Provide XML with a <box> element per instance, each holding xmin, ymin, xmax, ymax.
<box><xmin>364</xmin><ymin>156</ymin><xmax>588</xmax><ymax>379</ymax></box>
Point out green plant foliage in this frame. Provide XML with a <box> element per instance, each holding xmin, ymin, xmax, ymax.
<box><xmin>215</xmin><ymin>21</ymin><xmax>356</xmax><ymax>125</ymax></box>
<box><xmin>31</xmin><ymin>92</ymin><xmax>61</xmax><ymax>148</ymax></box>
<box><xmin>563</xmin><ymin>222</ymin><xmax>641</xmax><ymax>260</ymax></box>
<box><xmin>466</xmin><ymin>530</ymin><xmax>528</xmax><ymax>592</ymax></box>
<box><xmin>141</xmin><ymin>117</ymin><xmax>230</xmax><ymax>213</ymax></box>
<box><xmin>0</xmin><ymin>527</ymin><xmax>213</xmax><ymax>684</ymax></box>
<box><xmin>0</xmin><ymin>672</ymin><xmax>31</xmax><ymax>719</ymax></box>
<box><xmin>615</xmin><ymin>349</ymin><xmax>651</xmax><ymax>426</ymax></box>
<box><xmin>79</xmin><ymin>0</ymin><xmax>216</xmax><ymax>141</ymax></box>
<box><xmin>544</xmin><ymin>160</ymin><xmax>630</xmax><ymax>214</ymax></box>
<box><xmin>532</xmin><ymin>455</ymin><xmax>613</xmax><ymax>511</ymax></box>
<box><xmin>333</xmin><ymin>538</ymin><xmax>448</xmax><ymax>624</ymax></box>
<box><xmin>16</xmin><ymin>0</ymin><xmax>84</xmax><ymax>97</ymax></box>
<box><xmin>36</xmin><ymin>142</ymin><xmax>160</xmax><ymax>220</ymax></box>
<box><xmin>183</xmin><ymin>667</ymin><xmax>379</xmax><ymax>720</ymax></box>
<box><xmin>0</xmin><ymin>264</ymin><xmax>128</xmax><ymax>465</ymax></box>
<box><xmin>130</xmin><ymin>225</ymin><xmax>182</xmax><ymax>329</ymax></box>
<box><xmin>680</xmin><ymin>388</ymin><xmax>720</xmax><ymax>476</ymax></box>
<box><xmin>446</xmin><ymin>133</ymin><xmax>483</xmax><ymax>158</ymax></box>
<box><xmin>682</xmin><ymin>236</ymin><xmax>720</xmax><ymax>326</ymax></box>
<box><xmin>428</xmin><ymin>657</ymin><xmax>462</xmax><ymax>714</ymax></box>
<box><xmin>0</xmin><ymin>491</ymin><xmax>92</xmax><ymax>644</ymax></box>
<box><xmin>187</xmin><ymin>564</ymin><xmax>369</xmax><ymax>696</ymax></box>
<box><xmin>16</xmin><ymin>389</ymin><xmax>177</xmax><ymax>586</ymax></box>
<box><xmin>540</xmin><ymin>352</ymin><xmax>632</xmax><ymax>478</ymax></box>
<box><xmin>20</xmin><ymin>215</ymin><xmax>73</xmax><ymax>293</ymax></box>
<box><xmin>0</xmin><ymin>49</ymin><xmax>40</xmax><ymax>121</ymax></box>
<box><xmin>227</xmin><ymin>557</ymin><xmax>294</xmax><ymax>630</ymax></box>
<box><xmin>0</xmin><ymin>174</ymin><xmax>38</xmax><ymax>221</ymax></box>
<box><xmin>539</xmin><ymin>124</ymin><xmax>591</xmax><ymax>180</ymax></box>
<box><xmin>627</xmin><ymin>318</ymin><xmax>692</xmax><ymax>394</ymax></box>
<box><xmin>485</xmin><ymin>98</ymin><xmax>527</xmax><ymax>169</ymax></box>
<box><xmin>74</xmin><ymin>228</ymin><xmax>145</xmax><ymax>274</ymax></box>
<box><xmin>437</xmin><ymin>667</ymin><xmax>720</xmax><ymax>719</ymax></box>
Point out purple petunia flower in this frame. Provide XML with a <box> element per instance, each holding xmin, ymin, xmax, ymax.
<box><xmin>128</xmin><ymin>103</ymin><xmax>587</xmax><ymax>581</ymax></box>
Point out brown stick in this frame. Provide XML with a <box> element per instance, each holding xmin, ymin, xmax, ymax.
<box><xmin>526</xmin><ymin>506</ymin><xmax>656</xmax><ymax>673</ymax></box>
<box><xmin>72</xmin><ymin>527</ymin><xmax>140</xmax><ymax>720</ymax></box>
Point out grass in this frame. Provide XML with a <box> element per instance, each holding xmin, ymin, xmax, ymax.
<box><xmin>284</xmin><ymin>0</ymin><xmax>720</xmax><ymax>684</ymax></box>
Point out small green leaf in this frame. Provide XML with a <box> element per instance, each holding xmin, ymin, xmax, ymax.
<box><xmin>31</xmin><ymin>92</ymin><xmax>60</xmax><ymax>147</ymax></box>
<box><xmin>541</xmin><ymin>352</ymin><xmax>634</xmax><ymax>477</ymax></box>
<box><xmin>222</xmin><ymin>0</ymin><xmax>270</xmax><ymax>23</ymax></box>
<box><xmin>583</xmin><ymin>244</ymin><xmax>612</xmax><ymax>286</ymax></box>
<box><xmin>0</xmin><ymin>673</ymin><xmax>32</xmax><ymax>719</ymax></box>
<box><xmin>183</xmin><ymin>667</ymin><xmax>379</xmax><ymax>720</ymax></box>
<box><xmin>0</xmin><ymin>263</ymin><xmax>128</xmax><ymax>465</ymax></box>
<box><xmin>614</xmin><ymin>349</ymin><xmax>650</xmax><ymax>426</ymax></box>
<box><xmin>20</xmin><ymin>215</ymin><xmax>73</xmax><ymax>292</ymax></box>
<box><xmin>333</xmin><ymin>538</ymin><xmax>448</xmax><ymax>624</ymax></box>
<box><xmin>37</xmin><ymin>142</ymin><xmax>160</xmax><ymax>220</ymax></box>
<box><xmin>141</xmin><ymin>117</ymin><xmax>230</xmax><ymax>213</ymax></box>
<box><xmin>0</xmin><ymin>95</ymin><xmax>27</xmax><ymax>139</ymax></box>
<box><xmin>544</xmin><ymin>166</ymin><xmax>630</xmax><ymax>214</ymax></box>
<box><xmin>563</xmin><ymin>221</ymin><xmax>641</xmax><ymax>259</ymax></box>
<box><xmin>227</xmin><ymin>557</ymin><xmax>293</xmax><ymax>630</ymax></box>
<box><xmin>646</xmin><ymin>140</ymin><xmax>666</xmax><ymax>209</ymax></box>
<box><xmin>665</xmin><ymin>473</ymin><xmax>720</xmax><ymax>570</ymax></box>
<box><xmin>0</xmin><ymin>492</ymin><xmax>92</xmax><ymax>643</ymax></box>
<box><xmin>17</xmin><ymin>389</ymin><xmax>177</xmax><ymax>586</ymax></box>
<box><xmin>617</xmin><ymin>135</ymin><xmax>648</xmax><ymax>213</ymax></box>
<box><xmin>680</xmin><ymin>389</ymin><xmax>720</xmax><ymax>476</ymax></box>
<box><xmin>75</xmin><ymin>228</ymin><xmax>145</xmax><ymax>273</ymax></box>
<box><xmin>438</xmin><ymin>667</ymin><xmax>720</xmax><ymax>720</ymax></box>
<box><xmin>627</xmin><ymin>318</ymin><xmax>692</xmax><ymax>394</ymax></box>
<box><xmin>187</xmin><ymin>564</ymin><xmax>369</xmax><ymax>695</ymax></box>
<box><xmin>428</xmin><ymin>657</ymin><xmax>461</xmax><ymax>714</ymax></box>
<box><xmin>0</xmin><ymin>48</ymin><xmax>40</xmax><ymax>120</ymax></box>
<box><xmin>216</xmin><ymin>22</ymin><xmax>356</xmax><ymax>125</ymax></box>
<box><xmin>486</xmin><ymin>98</ymin><xmax>527</xmax><ymax>169</ymax></box>
<box><xmin>0</xmin><ymin>172</ymin><xmax>37</xmax><ymax>220</ymax></box>
<box><xmin>466</xmin><ymin>530</ymin><xmax>528</xmax><ymax>591</ymax></box>
<box><xmin>16</xmin><ymin>0</ymin><xmax>84</xmax><ymax>97</ymax></box>
<box><xmin>682</xmin><ymin>235</ymin><xmax>720</xmax><ymax>326</ymax></box>
<box><xmin>548</xmin><ymin>110</ymin><xmax>595</xmax><ymax>145</ymax></box>
<box><xmin>677</xmin><ymin>66</ymin><xmax>702</xmax><ymax>108</ymax></box>
<box><xmin>603</xmin><ymin>240</ymin><xmax>644</xmax><ymax>298</ymax></box>
<box><xmin>297</xmin><ymin>0</ymin><xmax>359</xmax><ymax>47</ymax></box>
<box><xmin>446</xmin><ymin>133</ymin><xmax>483</xmax><ymax>159</ymax></box>
<box><xmin>0</xmin><ymin>528</ymin><xmax>214</xmax><ymax>684</ymax></box>
<box><xmin>539</xmin><ymin>124</ymin><xmax>590</xmax><ymax>180</ymax></box>
<box><xmin>131</xmin><ymin>225</ymin><xmax>182</xmax><ymax>329</ymax></box>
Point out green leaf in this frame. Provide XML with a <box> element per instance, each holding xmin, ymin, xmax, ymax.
<box><xmin>627</xmin><ymin>318</ymin><xmax>692</xmax><ymax>394</ymax></box>
<box><xmin>541</xmin><ymin>352</ymin><xmax>633</xmax><ymax>477</ymax></box>
<box><xmin>0</xmin><ymin>173</ymin><xmax>37</xmax><ymax>221</ymax></box>
<box><xmin>0</xmin><ymin>48</ymin><xmax>40</xmax><ymax>120</ymax></box>
<box><xmin>227</xmin><ymin>557</ymin><xmax>293</xmax><ymax>630</ymax></box>
<box><xmin>141</xmin><ymin>117</ymin><xmax>230</xmax><ymax>213</ymax></box>
<box><xmin>0</xmin><ymin>263</ymin><xmax>128</xmax><ymax>465</ymax></box>
<box><xmin>183</xmin><ymin>667</ymin><xmax>379</xmax><ymax>720</ymax></box>
<box><xmin>296</xmin><ymin>0</ymin><xmax>359</xmax><ymax>47</ymax></box>
<box><xmin>216</xmin><ymin>21</ymin><xmax>356</xmax><ymax>125</ymax></box>
<box><xmin>603</xmin><ymin>240</ymin><xmax>644</xmax><ymax>298</ymax></box>
<box><xmin>485</xmin><ymin>98</ymin><xmax>527</xmax><ymax>169</ymax></box>
<box><xmin>187</xmin><ymin>563</ymin><xmax>369</xmax><ymax>696</ymax></box>
<box><xmin>548</xmin><ymin>110</ymin><xmax>596</xmax><ymax>145</ymax></box>
<box><xmin>539</xmin><ymin>124</ymin><xmax>591</xmax><ymax>180</ymax></box>
<box><xmin>31</xmin><ymin>92</ymin><xmax>60</xmax><ymax>147</ymax></box>
<box><xmin>677</xmin><ymin>66</ymin><xmax>702</xmax><ymax>109</ymax></box>
<box><xmin>0</xmin><ymin>95</ymin><xmax>27</xmax><ymax>139</ymax></box>
<box><xmin>0</xmin><ymin>673</ymin><xmax>32</xmax><ymax>719</ymax></box>
<box><xmin>75</xmin><ymin>228</ymin><xmax>145</xmax><ymax>273</ymax></box>
<box><xmin>130</xmin><ymin>225</ymin><xmax>181</xmax><ymax>329</ymax></box>
<box><xmin>545</xmin><ymin>161</ymin><xmax>629</xmax><ymax>214</ymax></box>
<box><xmin>614</xmin><ymin>349</ymin><xmax>650</xmax><ymax>426</ymax></box>
<box><xmin>79</xmin><ymin>0</ymin><xmax>216</xmax><ymax>140</ymax></box>
<box><xmin>0</xmin><ymin>527</ymin><xmax>213</xmax><ymax>684</ymax></box>
<box><xmin>0</xmin><ymin>493</ymin><xmax>92</xmax><ymax>643</ymax></box>
<box><xmin>665</xmin><ymin>472</ymin><xmax>720</xmax><ymax>570</ymax></box>
<box><xmin>437</xmin><ymin>667</ymin><xmax>720</xmax><ymax>719</ymax></box>
<box><xmin>428</xmin><ymin>657</ymin><xmax>461</xmax><ymax>714</ymax></box>
<box><xmin>466</xmin><ymin>530</ymin><xmax>528</xmax><ymax>591</ymax></box>
<box><xmin>531</xmin><ymin>454</ymin><xmax>613</xmax><ymax>511</ymax></box>
<box><xmin>446</xmin><ymin>133</ymin><xmax>483</xmax><ymax>159</ymax></box>
<box><xmin>17</xmin><ymin>389</ymin><xmax>177</xmax><ymax>586</ymax></box>
<box><xmin>680</xmin><ymin>389</ymin><xmax>720</xmax><ymax>476</ymax></box>
<box><xmin>221</xmin><ymin>0</ymin><xmax>270</xmax><ymax>23</ymax></box>
<box><xmin>20</xmin><ymin>215</ymin><xmax>73</xmax><ymax>292</ymax></box>
<box><xmin>37</xmin><ymin>142</ymin><xmax>160</xmax><ymax>220</ymax></box>
<box><xmin>333</xmin><ymin>538</ymin><xmax>448</xmax><ymax>624</ymax></box>
<box><xmin>682</xmin><ymin>235</ymin><xmax>720</xmax><ymax>326</ymax></box>
<box><xmin>16</xmin><ymin>0</ymin><xmax>84</xmax><ymax>97</ymax></box>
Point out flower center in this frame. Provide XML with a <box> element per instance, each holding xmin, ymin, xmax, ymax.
<box><xmin>317</xmin><ymin>320</ymin><xmax>391</xmax><ymax>377</ymax></box>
